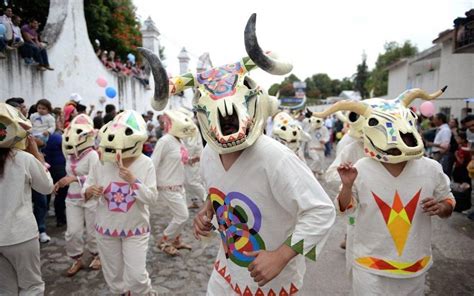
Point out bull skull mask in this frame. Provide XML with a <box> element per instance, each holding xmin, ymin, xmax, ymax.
<box><xmin>0</xmin><ymin>103</ymin><xmax>31</xmax><ymax>149</ymax></box>
<box><xmin>139</xmin><ymin>14</ymin><xmax>292</xmax><ymax>154</ymax></box>
<box><xmin>272</xmin><ymin>111</ymin><xmax>303</xmax><ymax>152</ymax></box>
<box><xmin>98</xmin><ymin>110</ymin><xmax>147</xmax><ymax>163</ymax></box>
<box><xmin>162</xmin><ymin>109</ymin><xmax>197</xmax><ymax>139</ymax></box>
<box><xmin>62</xmin><ymin>114</ymin><xmax>96</xmax><ymax>157</ymax></box>
<box><xmin>313</xmin><ymin>87</ymin><xmax>447</xmax><ymax>163</ymax></box>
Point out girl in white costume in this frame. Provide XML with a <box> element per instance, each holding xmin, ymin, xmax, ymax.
<box><xmin>140</xmin><ymin>13</ymin><xmax>336</xmax><ymax>295</ymax></box>
<box><xmin>83</xmin><ymin>110</ymin><xmax>158</xmax><ymax>295</ymax></box>
<box><xmin>0</xmin><ymin>103</ymin><xmax>54</xmax><ymax>295</ymax></box>
<box><xmin>152</xmin><ymin>109</ymin><xmax>196</xmax><ymax>255</ymax></box>
<box><xmin>55</xmin><ymin>114</ymin><xmax>101</xmax><ymax>276</ymax></box>
<box><xmin>322</xmin><ymin>88</ymin><xmax>455</xmax><ymax>295</ymax></box>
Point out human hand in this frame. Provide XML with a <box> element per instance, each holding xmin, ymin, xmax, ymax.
<box><xmin>193</xmin><ymin>199</ymin><xmax>214</xmax><ymax>240</ymax></box>
<box><xmin>54</xmin><ymin>176</ymin><xmax>76</xmax><ymax>192</ymax></box>
<box><xmin>337</xmin><ymin>162</ymin><xmax>358</xmax><ymax>187</ymax></box>
<box><xmin>245</xmin><ymin>244</ymin><xmax>297</xmax><ymax>287</ymax></box>
<box><xmin>118</xmin><ymin>165</ymin><xmax>137</xmax><ymax>184</ymax></box>
<box><xmin>85</xmin><ymin>185</ymin><xmax>104</xmax><ymax>200</ymax></box>
<box><xmin>43</xmin><ymin>131</ymin><xmax>49</xmax><ymax>136</ymax></box>
<box><xmin>421</xmin><ymin>197</ymin><xmax>453</xmax><ymax>218</ymax></box>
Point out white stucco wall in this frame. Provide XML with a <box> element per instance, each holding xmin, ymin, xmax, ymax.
<box><xmin>0</xmin><ymin>0</ymin><xmax>154</xmax><ymax>113</ymax></box>
<box><xmin>387</xmin><ymin>62</ymin><xmax>409</xmax><ymax>98</ymax></box>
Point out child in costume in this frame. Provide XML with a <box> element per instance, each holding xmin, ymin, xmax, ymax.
<box><xmin>0</xmin><ymin>103</ymin><xmax>54</xmax><ymax>295</ymax></box>
<box><xmin>179</xmin><ymin>108</ymin><xmax>207</xmax><ymax>209</ymax></box>
<box><xmin>82</xmin><ymin>110</ymin><xmax>158</xmax><ymax>295</ymax></box>
<box><xmin>54</xmin><ymin>114</ymin><xmax>100</xmax><ymax>276</ymax></box>
<box><xmin>152</xmin><ymin>109</ymin><xmax>196</xmax><ymax>255</ymax></box>
<box><xmin>272</xmin><ymin>110</ymin><xmax>310</xmax><ymax>161</ymax></box>
<box><xmin>140</xmin><ymin>13</ymin><xmax>336</xmax><ymax>295</ymax></box>
<box><xmin>30</xmin><ymin>98</ymin><xmax>56</xmax><ymax>146</ymax></box>
<box><xmin>305</xmin><ymin>115</ymin><xmax>329</xmax><ymax>175</ymax></box>
<box><xmin>326</xmin><ymin>87</ymin><xmax>455</xmax><ymax>295</ymax></box>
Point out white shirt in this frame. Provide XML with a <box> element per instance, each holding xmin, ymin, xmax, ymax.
<box><xmin>335</xmin><ymin>133</ymin><xmax>359</xmax><ymax>157</ymax></box>
<box><xmin>182</xmin><ymin>132</ymin><xmax>203</xmax><ymax>158</ymax></box>
<box><xmin>337</xmin><ymin>157</ymin><xmax>454</xmax><ymax>278</ymax></box>
<box><xmin>0</xmin><ymin>150</ymin><xmax>53</xmax><ymax>246</ymax></box>
<box><xmin>152</xmin><ymin>133</ymin><xmax>186</xmax><ymax>186</ymax></box>
<box><xmin>308</xmin><ymin>126</ymin><xmax>330</xmax><ymax>150</ymax></box>
<box><xmin>433</xmin><ymin>123</ymin><xmax>451</xmax><ymax>152</ymax></box>
<box><xmin>326</xmin><ymin>140</ymin><xmax>365</xmax><ymax>192</ymax></box>
<box><xmin>200</xmin><ymin>135</ymin><xmax>336</xmax><ymax>294</ymax></box>
<box><xmin>30</xmin><ymin>112</ymin><xmax>56</xmax><ymax>136</ymax></box>
<box><xmin>82</xmin><ymin>154</ymin><xmax>157</xmax><ymax>238</ymax></box>
<box><xmin>65</xmin><ymin>148</ymin><xmax>99</xmax><ymax>203</ymax></box>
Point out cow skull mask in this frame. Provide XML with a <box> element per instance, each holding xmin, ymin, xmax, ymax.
<box><xmin>272</xmin><ymin>111</ymin><xmax>303</xmax><ymax>152</ymax></box>
<box><xmin>162</xmin><ymin>110</ymin><xmax>197</xmax><ymax>139</ymax></box>
<box><xmin>139</xmin><ymin>13</ymin><xmax>292</xmax><ymax>154</ymax></box>
<box><xmin>98</xmin><ymin>110</ymin><xmax>147</xmax><ymax>163</ymax></box>
<box><xmin>313</xmin><ymin>87</ymin><xmax>446</xmax><ymax>163</ymax></box>
<box><xmin>0</xmin><ymin>103</ymin><xmax>31</xmax><ymax>149</ymax></box>
<box><xmin>62</xmin><ymin>114</ymin><xmax>96</xmax><ymax>157</ymax></box>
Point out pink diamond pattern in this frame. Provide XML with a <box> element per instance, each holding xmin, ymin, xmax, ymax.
<box><xmin>104</xmin><ymin>182</ymin><xmax>137</xmax><ymax>213</ymax></box>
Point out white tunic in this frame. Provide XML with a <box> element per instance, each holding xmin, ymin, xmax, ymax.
<box><xmin>82</xmin><ymin>155</ymin><xmax>158</xmax><ymax>238</ymax></box>
<box><xmin>307</xmin><ymin>126</ymin><xmax>330</xmax><ymax>151</ymax></box>
<box><xmin>65</xmin><ymin>148</ymin><xmax>99</xmax><ymax>204</ymax></box>
<box><xmin>337</xmin><ymin>157</ymin><xmax>454</xmax><ymax>278</ymax></box>
<box><xmin>152</xmin><ymin>134</ymin><xmax>186</xmax><ymax>187</ymax></box>
<box><xmin>326</xmin><ymin>140</ymin><xmax>365</xmax><ymax>192</ymax></box>
<box><xmin>0</xmin><ymin>150</ymin><xmax>54</xmax><ymax>246</ymax></box>
<box><xmin>335</xmin><ymin>133</ymin><xmax>359</xmax><ymax>157</ymax></box>
<box><xmin>201</xmin><ymin>135</ymin><xmax>336</xmax><ymax>295</ymax></box>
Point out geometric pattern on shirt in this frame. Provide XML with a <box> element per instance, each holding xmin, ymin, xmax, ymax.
<box><xmin>214</xmin><ymin>260</ymin><xmax>299</xmax><ymax>296</ymax></box>
<box><xmin>284</xmin><ymin>234</ymin><xmax>317</xmax><ymax>261</ymax></box>
<box><xmin>356</xmin><ymin>255</ymin><xmax>431</xmax><ymax>275</ymax></box>
<box><xmin>209</xmin><ymin>187</ymin><xmax>266</xmax><ymax>268</ymax></box>
<box><xmin>372</xmin><ymin>189</ymin><xmax>421</xmax><ymax>256</ymax></box>
<box><xmin>95</xmin><ymin>224</ymin><xmax>150</xmax><ymax>237</ymax></box>
<box><xmin>104</xmin><ymin>182</ymin><xmax>138</xmax><ymax>213</ymax></box>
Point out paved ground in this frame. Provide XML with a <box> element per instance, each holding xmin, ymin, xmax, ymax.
<box><xmin>40</xmin><ymin>157</ymin><xmax>474</xmax><ymax>295</ymax></box>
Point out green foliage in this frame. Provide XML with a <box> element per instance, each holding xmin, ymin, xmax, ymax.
<box><xmin>268</xmin><ymin>83</ymin><xmax>280</xmax><ymax>96</ymax></box>
<box><xmin>366</xmin><ymin>41</ymin><xmax>418</xmax><ymax>97</ymax></box>
<box><xmin>84</xmin><ymin>0</ymin><xmax>142</xmax><ymax>61</ymax></box>
<box><xmin>354</xmin><ymin>56</ymin><xmax>370</xmax><ymax>99</ymax></box>
<box><xmin>278</xmin><ymin>74</ymin><xmax>301</xmax><ymax>97</ymax></box>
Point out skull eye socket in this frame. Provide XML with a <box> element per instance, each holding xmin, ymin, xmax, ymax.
<box><xmin>125</xmin><ymin>128</ymin><xmax>133</xmax><ymax>136</ymax></box>
<box><xmin>409</xmin><ymin>110</ymin><xmax>418</xmax><ymax>119</ymax></box>
<box><xmin>348</xmin><ymin>112</ymin><xmax>360</xmax><ymax>123</ymax></box>
<box><xmin>281</xmin><ymin>126</ymin><xmax>287</xmax><ymax>131</ymax></box>
<box><xmin>185</xmin><ymin>118</ymin><xmax>189</xmax><ymax>122</ymax></box>
<box><xmin>368</xmin><ymin>118</ymin><xmax>379</xmax><ymax>126</ymax></box>
<box><xmin>316</xmin><ymin>120</ymin><xmax>321</xmax><ymax>123</ymax></box>
<box><xmin>243</xmin><ymin>76</ymin><xmax>257</xmax><ymax>90</ymax></box>
<box><xmin>76</xmin><ymin>129</ymin><xmax>83</xmax><ymax>135</ymax></box>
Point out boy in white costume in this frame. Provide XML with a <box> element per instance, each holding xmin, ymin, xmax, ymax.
<box><xmin>272</xmin><ymin>111</ymin><xmax>310</xmax><ymax>162</ymax></box>
<box><xmin>325</xmin><ymin>87</ymin><xmax>455</xmax><ymax>295</ymax></box>
<box><xmin>140</xmin><ymin>13</ymin><xmax>336</xmax><ymax>296</ymax></box>
<box><xmin>179</xmin><ymin>108</ymin><xmax>207</xmax><ymax>209</ymax></box>
<box><xmin>54</xmin><ymin>114</ymin><xmax>100</xmax><ymax>276</ymax></box>
<box><xmin>152</xmin><ymin>109</ymin><xmax>197</xmax><ymax>256</ymax></box>
<box><xmin>305</xmin><ymin>115</ymin><xmax>329</xmax><ymax>175</ymax></box>
<box><xmin>83</xmin><ymin>110</ymin><xmax>158</xmax><ymax>295</ymax></box>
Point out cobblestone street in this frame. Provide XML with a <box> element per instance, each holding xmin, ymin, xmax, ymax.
<box><xmin>40</xmin><ymin>162</ymin><xmax>474</xmax><ymax>295</ymax></box>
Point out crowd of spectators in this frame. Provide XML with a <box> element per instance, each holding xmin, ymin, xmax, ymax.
<box><xmin>0</xmin><ymin>7</ymin><xmax>53</xmax><ymax>71</ymax></box>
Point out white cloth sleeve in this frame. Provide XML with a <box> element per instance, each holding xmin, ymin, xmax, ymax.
<box><xmin>269</xmin><ymin>154</ymin><xmax>336</xmax><ymax>261</ymax></box>
<box><xmin>433</xmin><ymin>162</ymin><xmax>455</xmax><ymax>203</ymax></box>
<box><xmin>28</xmin><ymin>154</ymin><xmax>54</xmax><ymax>195</ymax></box>
<box><xmin>46</xmin><ymin>115</ymin><xmax>56</xmax><ymax>135</ymax></box>
<box><xmin>133</xmin><ymin>160</ymin><xmax>158</xmax><ymax>205</ymax></box>
<box><xmin>151</xmin><ymin>139</ymin><xmax>166</xmax><ymax>177</ymax></box>
<box><xmin>321</xmin><ymin>126</ymin><xmax>330</xmax><ymax>143</ymax></box>
<box><xmin>81</xmin><ymin>159</ymin><xmax>99</xmax><ymax>197</ymax></box>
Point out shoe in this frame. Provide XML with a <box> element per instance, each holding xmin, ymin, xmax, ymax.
<box><xmin>45</xmin><ymin>65</ymin><xmax>54</xmax><ymax>71</ymax></box>
<box><xmin>5</xmin><ymin>45</ymin><xmax>14</xmax><ymax>51</ymax></box>
<box><xmin>39</xmin><ymin>232</ymin><xmax>51</xmax><ymax>243</ymax></box>
<box><xmin>0</xmin><ymin>52</ymin><xmax>5</xmax><ymax>59</ymax></box>
<box><xmin>66</xmin><ymin>259</ymin><xmax>84</xmax><ymax>277</ymax></box>
<box><xmin>88</xmin><ymin>255</ymin><xmax>101</xmax><ymax>270</ymax></box>
<box><xmin>37</xmin><ymin>65</ymin><xmax>47</xmax><ymax>71</ymax></box>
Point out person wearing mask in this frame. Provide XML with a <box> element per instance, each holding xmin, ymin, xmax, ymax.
<box><xmin>0</xmin><ymin>103</ymin><xmax>54</xmax><ymax>295</ymax></box>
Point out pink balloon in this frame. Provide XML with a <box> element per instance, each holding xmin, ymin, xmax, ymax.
<box><xmin>420</xmin><ymin>101</ymin><xmax>435</xmax><ymax>117</ymax></box>
<box><xmin>96</xmin><ymin>77</ymin><xmax>108</xmax><ymax>88</ymax></box>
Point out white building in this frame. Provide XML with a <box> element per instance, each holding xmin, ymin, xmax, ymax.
<box><xmin>386</xmin><ymin>9</ymin><xmax>474</xmax><ymax>120</ymax></box>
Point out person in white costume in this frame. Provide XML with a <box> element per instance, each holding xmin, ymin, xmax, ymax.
<box><xmin>0</xmin><ymin>103</ymin><xmax>54</xmax><ymax>295</ymax></box>
<box><xmin>272</xmin><ymin>110</ymin><xmax>311</xmax><ymax>161</ymax></box>
<box><xmin>326</xmin><ymin>87</ymin><xmax>455</xmax><ymax>296</ymax></box>
<box><xmin>305</xmin><ymin>115</ymin><xmax>329</xmax><ymax>175</ymax></box>
<box><xmin>83</xmin><ymin>110</ymin><xmax>158</xmax><ymax>296</ymax></box>
<box><xmin>152</xmin><ymin>109</ymin><xmax>197</xmax><ymax>256</ymax></box>
<box><xmin>140</xmin><ymin>13</ymin><xmax>336</xmax><ymax>296</ymax></box>
<box><xmin>179</xmin><ymin>108</ymin><xmax>207</xmax><ymax>209</ymax></box>
<box><xmin>54</xmin><ymin>114</ymin><xmax>101</xmax><ymax>276</ymax></box>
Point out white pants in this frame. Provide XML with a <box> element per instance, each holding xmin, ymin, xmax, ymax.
<box><xmin>206</xmin><ymin>269</ymin><xmax>237</xmax><ymax>296</ymax></box>
<box><xmin>65</xmin><ymin>199</ymin><xmax>98</xmax><ymax>258</ymax></box>
<box><xmin>351</xmin><ymin>268</ymin><xmax>425</xmax><ymax>296</ymax></box>
<box><xmin>161</xmin><ymin>189</ymin><xmax>189</xmax><ymax>239</ymax></box>
<box><xmin>307</xmin><ymin>149</ymin><xmax>325</xmax><ymax>173</ymax></box>
<box><xmin>184</xmin><ymin>164</ymin><xmax>206</xmax><ymax>203</ymax></box>
<box><xmin>96</xmin><ymin>233</ymin><xmax>154</xmax><ymax>295</ymax></box>
<box><xmin>0</xmin><ymin>238</ymin><xmax>44</xmax><ymax>296</ymax></box>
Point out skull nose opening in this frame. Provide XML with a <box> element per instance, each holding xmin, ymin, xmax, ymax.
<box><xmin>292</xmin><ymin>131</ymin><xmax>297</xmax><ymax>136</ymax></box>
<box><xmin>400</xmin><ymin>132</ymin><xmax>417</xmax><ymax>147</ymax></box>
<box><xmin>65</xmin><ymin>136</ymin><xmax>69</xmax><ymax>142</ymax></box>
<box><xmin>108</xmin><ymin>134</ymin><xmax>115</xmax><ymax>142</ymax></box>
<box><xmin>218</xmin><ymin>104</ymin><xmax>240</xmax><ymax>136</ymax></box>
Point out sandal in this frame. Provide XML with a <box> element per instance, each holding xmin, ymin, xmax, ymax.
<box><xmin>66</xmin><ymin>259</ymin><xmax>84</xmax><ymax>277</ymax></box>
<box><xmin>158</xmin><ymin>242</ymin><xmax>180</xmax><ymax>256</ymax></box>
<box><xmin>173</xmin><ymin>241</ymin><xmax>193</xmax><ymax>250</ymax></box>
<box><xmin>89</xmin><ymin>255</ymin><xmax>101</xmax><ymax>270</ymax></box>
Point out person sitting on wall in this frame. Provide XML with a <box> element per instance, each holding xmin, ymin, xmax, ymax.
<box><xmin>10</xmin><ymin>15</ymin><xmax>24</xmax><ymax>48</ymax></box>
<box><xmin>20</xmin><ymin>18</ymin><xmax>54</xmax><ymax>71</ymax></box>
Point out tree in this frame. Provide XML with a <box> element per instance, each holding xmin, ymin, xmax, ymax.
<box><xmin>268</xmin><ymin>83</ymin><xmax>280</xmax><ymax>96</ymax></box>
<box><xmin>366</xmin><ymin>41</ymin><xmax>418</xmax><ymax>97</ymax></box>
<box><xmin>354</xmin><ymin>54</ymin><xmax>370</xmax><ymax>98</ymax></box>
<box><xmin>278</xmin><ymin>74</ymin><xmax>301</xmax><ymax>97</ymax></box>
<box><xmin>310</xmin><ymin>73</ymin><xmax>333</xmax><ymax>99</ymax></box>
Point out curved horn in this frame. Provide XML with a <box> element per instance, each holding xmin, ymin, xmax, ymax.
<box><xmin>312</xmin><ymin>100</ymin><xmax>371</xmax><ymax>118</ymax></box>
<box><xmin>244</xmin><ymin>13</ymin><xmax>293</xmax><ymax>75</ymax></box>
<box><xmin>399</xmin><ymin>86</ymin><xmax>447</xmax><ymax>107</ymax></box>
<box><xmin>138</xmin><ymin>47</ymin><xmax>169</xmax><ymax>111</ymax></box>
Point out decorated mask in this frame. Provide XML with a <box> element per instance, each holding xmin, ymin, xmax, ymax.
<box><xmin>272</xmin><ymin>111</ymin><xmax>303</xmax><ymax>152</ymax></box>
<box><xmin>336</xmin><ymin>110</ymin><xmax>364</xmax><ymax>139</ymax></box>
<box><xmin>62</xmin><ymin>114</ymin><xmax>95</xmax><ymax>157</ymax></box>
<box><xmin>98</xmin><ymin>110</ymin><xmax>147</xmax><ymax>163</ymax></box>
<box><xmin>306</xmin><ymin>115</ymin><xmax>324</xmax><ymax>131</ymax></box>
<box><xmin>162</xmin><ymin>109</ymin><xmax>197</xmax><ymax>139</ymax></box>
<box><xmin>313</xmin><ymin>87</ymin><xmax>446</xmax><ymax>163</ymax></box>
<box><xmin>139</xmin><ymin>14</ymin><xmax>291</xmax><ymax>154</ymax></box>
<box><xmin>0</xmin><ymin>103</ymin><xmax>31</xmax><ymax>149</ymax></box>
